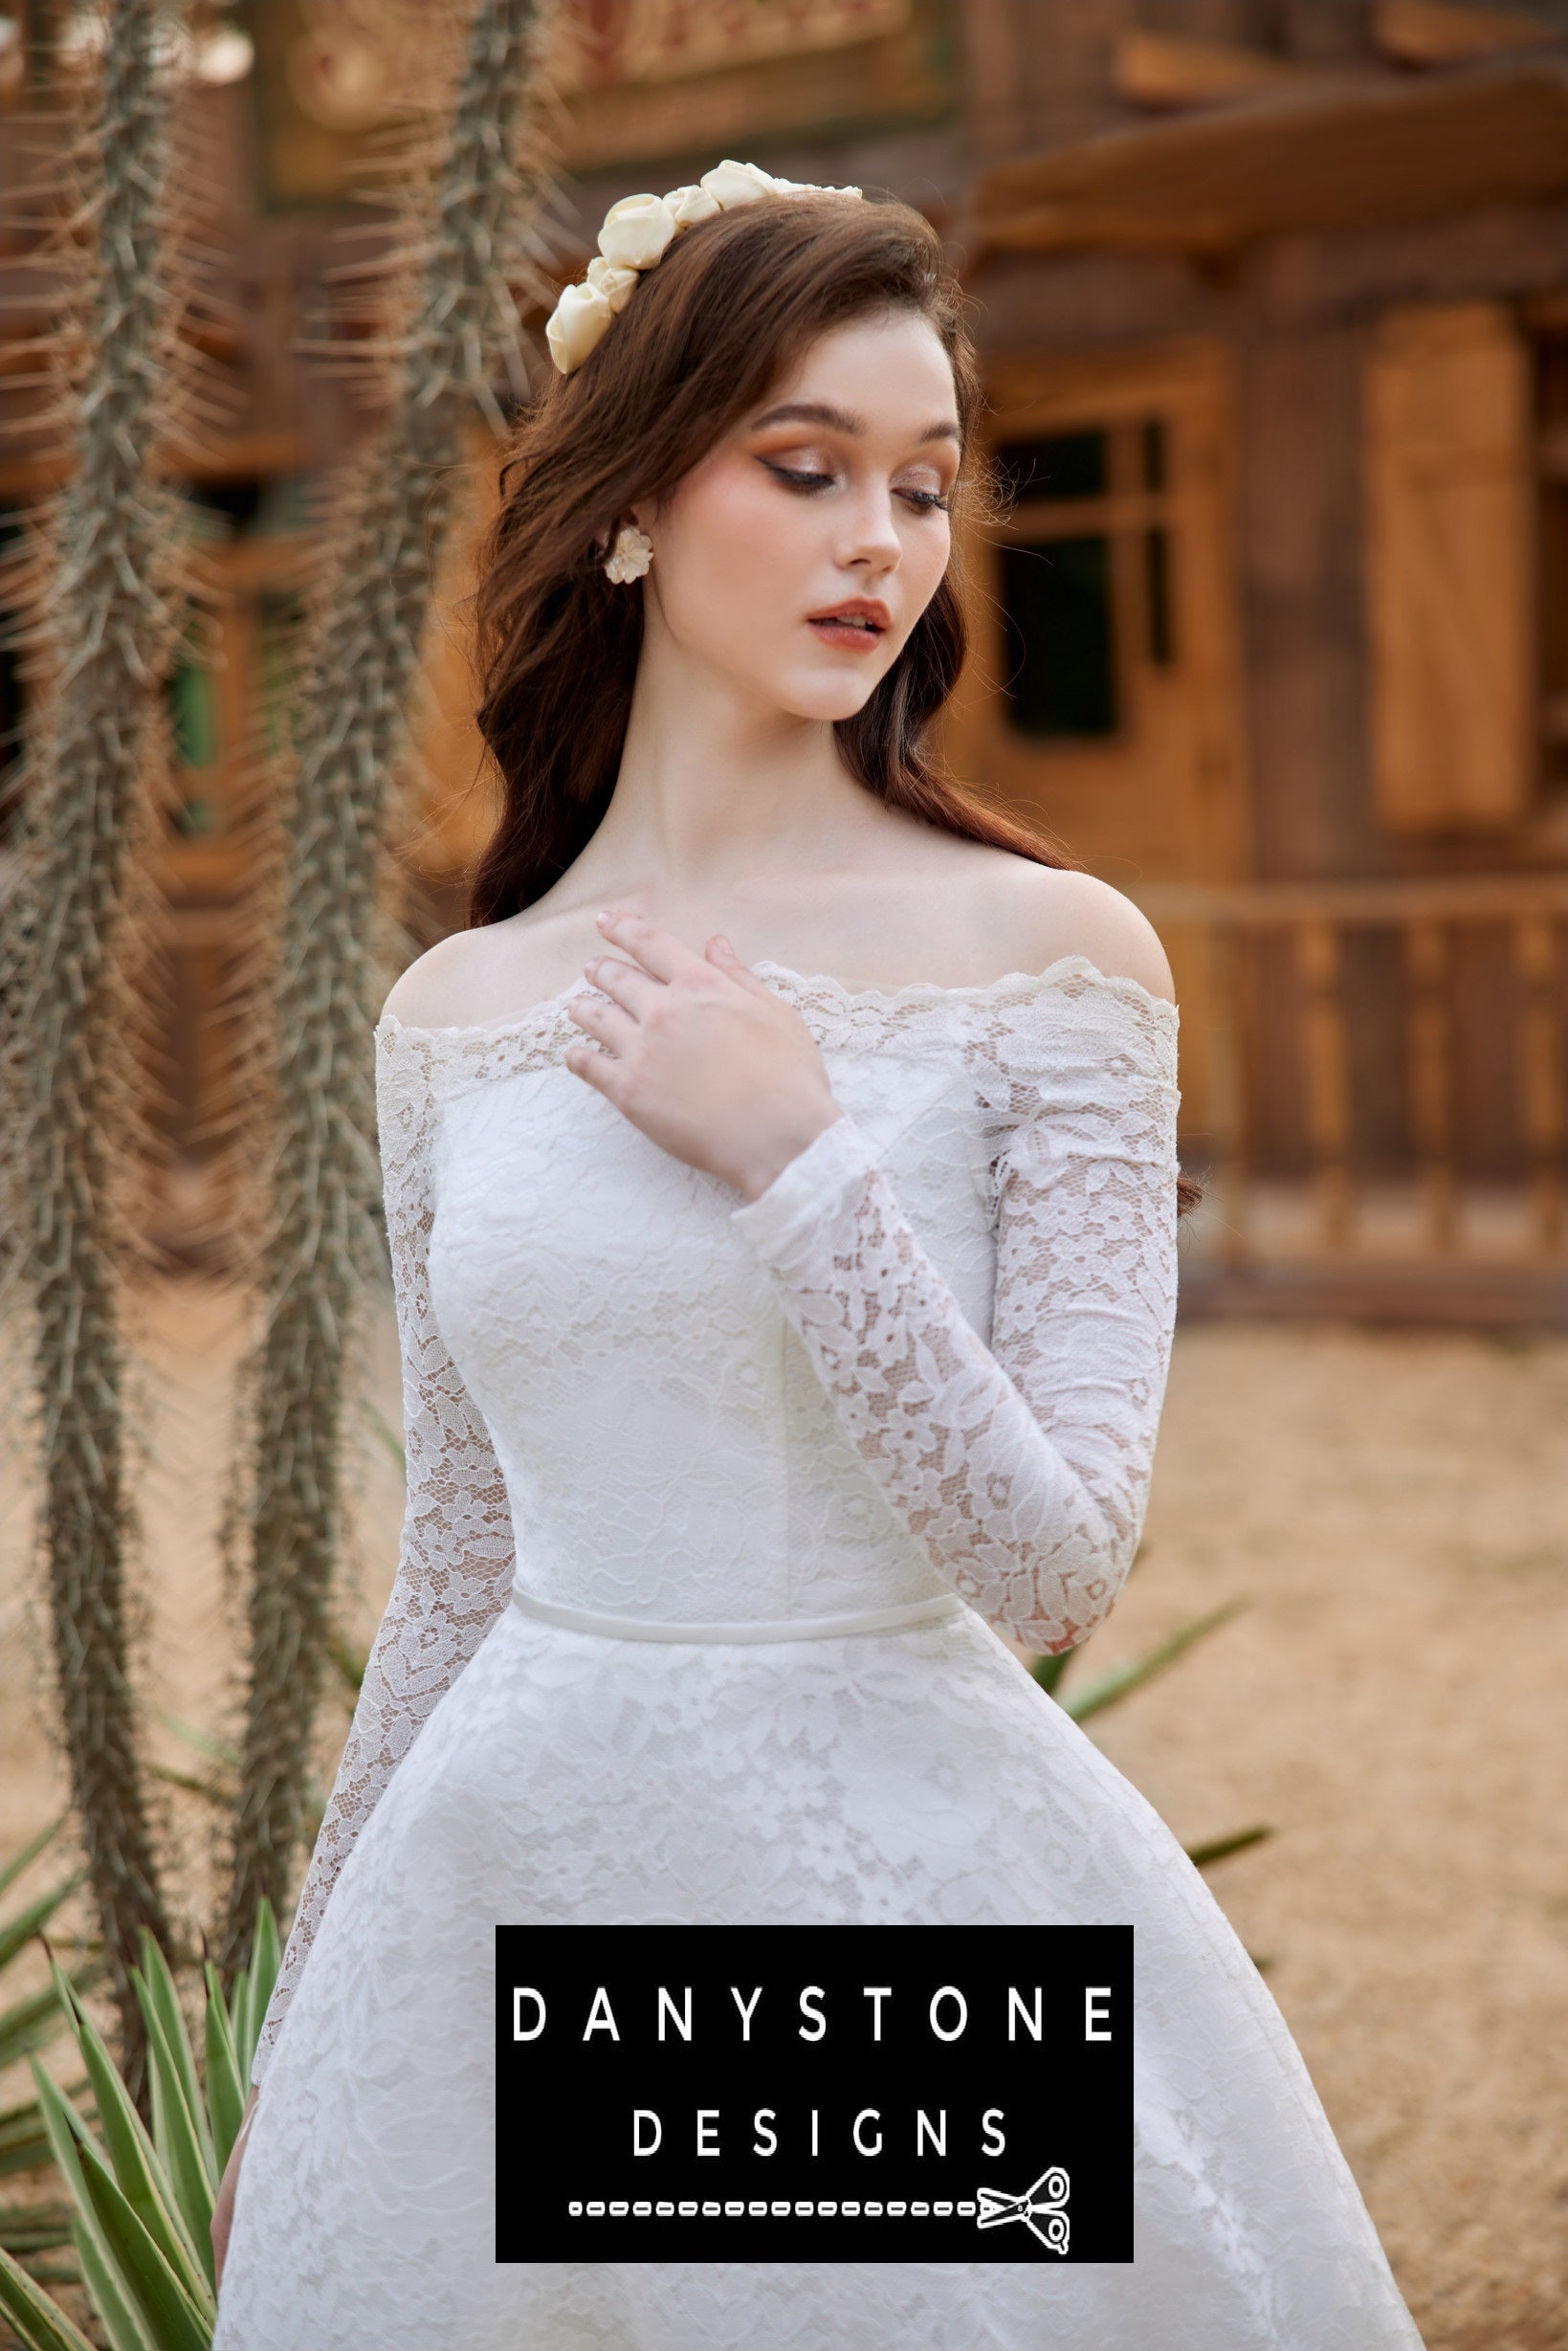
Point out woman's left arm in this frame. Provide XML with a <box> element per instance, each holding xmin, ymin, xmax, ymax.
<box><xmin>727</xmin><ymin>986</ymin><xmax>1181</xmax><ymax>1654</ymax></box>
<box><xmin>564</xmin><ymin>911</ymin><xmax>1180</xmax><ymax>1656</ymax></box>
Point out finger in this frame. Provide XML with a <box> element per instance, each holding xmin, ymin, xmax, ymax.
<box><xmin>704</xmin><ymin>934</ymin><xmax>774</xmax><ymax>1000</ymax></box>
<box><xmin>594</xmin><ymin>907</ymin><xmax>709</xmax><ymax>987</ymax></box>
<box><xmin>563</xmin><ymin>1040</ymin><xmax>619</xmax><ymax>1100</ymax></box>
<box><xmin>565</xmin><ymin>994</ymin><xmax>634</xmax><ymax>1052</ymax></box>
<box><xmin>585</xmin><ymin>953</ymin><xmax>661</xmax><ymax>1016</ymax></box>
<box><xmin>704</xmin><ymin>933</ymin><xmax>762</xmax><ymax>985</ymax></box>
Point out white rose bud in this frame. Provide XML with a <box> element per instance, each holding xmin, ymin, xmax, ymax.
<box><xmin>545</xmin><ymin>279</ymin><xmax>613</xmax><ymax>375</ymax></box>
<box><xmin>699</xmin><ymin>160</ymin><xmax>781</xmax><ymax>209</ymax></box>
<box><xmin>585</xmin><ymin>255</ymin><xmax>640</xmax><ymax>314</ymax></box>
<box><xmin>663</xmin><ymin>183</ymin><xmax>722</xmax><ymax>231</ymax></box>
<box><xmin>598</xmin><ymin>191</ymin><xmax>677</xmax><ymax>271</ymax></box>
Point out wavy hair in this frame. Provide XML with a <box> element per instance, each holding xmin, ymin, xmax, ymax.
<box><xmin>466</xmin><ymin>190</ymin><xmax>1200</xmax><ymax>1215</ymax></box>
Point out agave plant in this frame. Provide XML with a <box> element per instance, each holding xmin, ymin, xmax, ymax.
<box><xmin>0</xmin><ymin>1816</ymin><xmax>103</xmax><ymax>2287</ymax></box>
<box><xmin>0</xmin><ymin>1901</ymin><xmax>279</xmax><ymax>2351</ymax></box>
<box><xmin>1030</xmin><ymin>1586</ymin><xmax>1276</xmax><ymax>1882</ymax></box>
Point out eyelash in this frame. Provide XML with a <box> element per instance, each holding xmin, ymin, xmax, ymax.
<box><xmin>762</xmin><ymin>462</ymin><xmax>950</xmax><ymax>514</ymax></box>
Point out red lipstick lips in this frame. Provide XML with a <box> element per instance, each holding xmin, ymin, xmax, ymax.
<box><xmin>806</xmin><ymin>597</ymin><xmax>891</xmax><ymax>654</ymax></box>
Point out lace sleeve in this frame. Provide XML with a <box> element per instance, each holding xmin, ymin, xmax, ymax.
<box><xmin>250</xmin><ymin>1022</ymin><xmax>518</xmax><ymax>2089</ymax></box>
<box><xmin>728</xmin><ymin>980</ymin><xmax>1180</xmax><ymax>1655</ymax></box>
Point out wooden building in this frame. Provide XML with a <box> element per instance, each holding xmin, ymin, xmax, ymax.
<box><xmin>2</xmin><ymin>0</ymin><xmax>1565</xmax><ymax>1317</ymax></box>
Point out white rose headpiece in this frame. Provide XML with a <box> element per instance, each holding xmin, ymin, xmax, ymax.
<box><xmin>545</xmin><ymin>160</ymin><xmax>863</xmax><ymax>376</ymax></box>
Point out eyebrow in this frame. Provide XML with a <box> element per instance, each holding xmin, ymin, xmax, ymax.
<box><xmin>751</xmin><ymin>399</ymin><xmax>961</xmax><ymax>446</ymax></box>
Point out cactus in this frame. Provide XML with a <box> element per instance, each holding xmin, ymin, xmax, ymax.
<box><xmin>219</xmin><ymin>0</ymin><xmax>559</xmax><ymax>1970</ymax></box>
<box><xmin>0</xmin><ymin>0</ymin><xmax>212</xmax><ymax>2101</ymax></box>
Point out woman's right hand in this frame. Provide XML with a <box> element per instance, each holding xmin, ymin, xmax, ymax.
<box><xmin>211</xmin><ymin>2083</ymin><xmax>259</xmax><ymax>2292</ymax></box>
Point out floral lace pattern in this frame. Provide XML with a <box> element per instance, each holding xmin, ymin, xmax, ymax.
<box><xmin>218</xmin><ymin>955</ymin><xmax>1424</xmax><ymax>2351</ymax></box>
<box><xmin>252</xmin><ymin>957</ymin><xmax>1176</xmax><ymax>2081</ymax></box>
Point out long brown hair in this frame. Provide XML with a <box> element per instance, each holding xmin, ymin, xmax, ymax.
<box><xmin>467</xmin><ymin>190</ymin><xmax>1201</xmax><ymax>1216</ymax></box>
<box><xmin>468</xmin><ymin>192</ymin><xmax>1069</xmax><ymax>918</ymax></box>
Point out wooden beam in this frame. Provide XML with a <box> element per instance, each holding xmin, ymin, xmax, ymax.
<box><xmin>972</xmin><ymin>61</ymin><xmax>1568</xmax><ymax>259</ymax></box>
<box><xmin>1114</xmin><ymin>32</ymin><xmax>1316</xmax><ymax>113</ymax></box>
<box><xmin>1373</xmin><ymin>0</ymin><xmax>1559</xmax><ymax>66</ymax></box>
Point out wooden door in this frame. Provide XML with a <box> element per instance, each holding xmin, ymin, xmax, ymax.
<box><xmin>1365</xmin><ymin>300</ymin><xmax>1535</xmax><ymax>835</ymax></box>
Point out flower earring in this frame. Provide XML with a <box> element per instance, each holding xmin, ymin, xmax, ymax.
<box><xmin>603</xmin><ymin>522</ymin><xmax>652</xmax><ymax>585</ymax></box>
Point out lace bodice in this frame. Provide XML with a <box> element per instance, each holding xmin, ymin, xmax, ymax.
<box><xmin>250</xmin><ymin>955</ymin><xmax>1181</xmax><ymax>2087</ymax></box>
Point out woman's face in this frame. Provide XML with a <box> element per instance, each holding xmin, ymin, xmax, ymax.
<box><xmin>634</xmin><ymin>309</ymin><xmax>961</xmax><ymax>722</ymax></box>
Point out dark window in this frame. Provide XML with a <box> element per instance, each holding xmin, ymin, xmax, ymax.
<box><xmin>1000</xmin><ymin>536</ymin><xmax>1117</xmax><ymax>739</ymax></box>
<box><xmin>994</xmin><ymin>430</ymin><xmax>1108</xmax><ymax>507</ymax></box>
<box><xmin>187</xmin><ymin>476</ymin><xmax>265</xmax><ymax>532</ymax></box>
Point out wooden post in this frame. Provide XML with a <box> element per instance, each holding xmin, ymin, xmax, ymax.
<box><xmin>1513</xmin><ymin>915</ymin><xmax>1565</xmax><ymax>1254</ymax></box>
<box><xmin>1403</xmin><ymin>920</ymin><xmax>1457</xmax><ymax>1253</ymax></box>
<box><xmin>1295</xmin><ymin>919</ymin><xmax>1354</xmax><ymax>1253</ymax></box>
<box><xmin>1204</xmin><ymin>920</ymin><xmax>1251</xmax><ymax>1268</ymax></box>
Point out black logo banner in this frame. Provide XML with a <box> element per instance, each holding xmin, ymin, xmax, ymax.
<box><xmin>496</xmin><ymin>1925</ymin><xmax>1132</xmax><ymax>2261</ymax></box>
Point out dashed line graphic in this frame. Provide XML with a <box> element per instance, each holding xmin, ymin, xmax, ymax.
<box><xmin>568</xmin><ymin>2197</ymin><xmax>978</xmax><ymax>2219</ymax></box>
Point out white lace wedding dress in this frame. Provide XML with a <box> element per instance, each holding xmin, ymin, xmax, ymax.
<box><xmin>211</xmin><ymin>955</ymin><xmax>1424</xmax><ymax>2350</ymax></box>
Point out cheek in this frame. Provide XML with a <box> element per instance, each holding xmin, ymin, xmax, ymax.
<box><xmin>902</xmin><ymin>518</ymin><xmax>952</xmax><ymax>621</ymax></box>
<box><xmin>656</xmin><ymin>470</ymin><xmax>816</xmax><ymax>641</ymax></box>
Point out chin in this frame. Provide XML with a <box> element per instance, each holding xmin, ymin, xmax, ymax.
<box><xmin>770</xmin><ymin>663</ymin><xmax>888</xmax><ymax>724</ymax></box>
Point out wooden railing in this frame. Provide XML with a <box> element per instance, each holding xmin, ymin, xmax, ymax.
<box><xmin>1132</xmin><ymin>875</ymin><xmax>1568</xmax><ymax>1320</ymax></box>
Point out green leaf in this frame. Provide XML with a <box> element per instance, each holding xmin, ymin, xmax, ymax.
<box><xmin>0</xmin><ymin>1818</ymin><xmax>68</xmax><ymax>1903</ymax></box>
<box><xmin>134</xmin><ymin>1983</ymin><xmax>216</xmax><ymax>2292</ymax></box>
<box><xmin>0</xmin><ymin>2205</ymin><xmax>75</xmax><ymax>2256</ymax></box>
<box><xmin>75</xmin><ymin>2135</ymin><xmax>212</xmax><ymax>2351</ymax></box>
<box><xmin>1027</xmin><ymin>1650</ymin><xmax>1074</xmax><ymax>1697</ymax></box>
<box><xmin>47</xmin><ymin>1961</ymin><xmax>209</xmax><ymax>2305</ymax></box>
<box><xmin>135</xmin><ymin>1932</ymin><xmax>214</xmax><ymax>2177</ymax></box>
<box><xmin>231</xmin><ymin>1901</ymin><xmax>280</xmax><ymax>2080</ymax></box>
<box><xmin>1061</xmin><ymin>1599</ymin><xmax>1249</xmax><ymax>1723</ymax></box>
<box><xmin>0</xmin><ymin>1980</ymin><xmax>75</xmax><ymax>2074</ymax></box>
<box><xmin>28</xmin><ymin>2064</ymin><xmax>152</xmax><ymax>2351</ymax></box>
<box><xmin>1185</xmin><ymin>1823</ymin><xmax>1275</xmax><ymax>1870</ymax></box>
<box><xmin>0</xmin><ymin>1876</ymin><xmax>83</xmax><ymax>1976</ymax></box>
<box><xmin>148</xmin><ymin>1767</ymin><xmax>232</xmax><ymax>1811</ymax></box>
<box><xmin>0</xmin><ymin>2240</ymin><xmax>100</xmax><ymax>2351</ymax></box>
<box><xmin>362</xmin><ymin>1397</ymin><xmax>407</xmax><ymax>1475</ymax></box>
<box><xmin>0</xmin><ymin>2081</ymin><xmax>89</xmax><ymax>2182</ymax></box>
<box><xmin>144</xmin><ymin>1710</ymin><xmax>239</xmax><ymax>1771</ymax></box>
<box><xmin>202</xmin><ymin>1966</ymin><xmax>245</xmax><ymax>2174</ymax></box>
<box><xmin>252</xmin><ymin>1898</ymin><xmax>280</xmax><ymax>2003</ymax></box>
<box><xmin>227</xmin><ymin>1962</ymin><xmax>254</xmax><ymax>2083</ymax></box>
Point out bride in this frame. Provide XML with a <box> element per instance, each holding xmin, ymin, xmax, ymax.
<box><xmin>210</xmin><ymin>164</ymin><xmax>1424</xmax><ymax>2347</ymax></box>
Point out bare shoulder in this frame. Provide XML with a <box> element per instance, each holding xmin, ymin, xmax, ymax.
<box><xmin>380</xmin><ymin>913</ymin><xmax>585</xmax><ymax>1031</ymax></box>
<box><xmin>986</xmin><ymin>859</ymin><xmax>1177</xmax><ymax>1008</ymax></box>
<box><xmin>381</xmin><ymin>929</ymin><xmax>497</xmax><ymax>1030</ymax></box>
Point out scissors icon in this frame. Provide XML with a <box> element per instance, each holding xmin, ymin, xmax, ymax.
<box><xmin>976</xmin><ymin>2165</ymin><xmax>1071</xmax><ymax>2254</ymax></box>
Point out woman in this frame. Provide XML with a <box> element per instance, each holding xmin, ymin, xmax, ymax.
<box><xmin>210</xmin><ymin>166</ymin><xmax>1424</xmax><ymax>2347</ymax></box>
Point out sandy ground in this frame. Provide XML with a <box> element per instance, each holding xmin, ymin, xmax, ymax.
<box><xmin>1</xmin><ymin>1289</ymin><xmax>1564</xmax><ymax>2350</ymax></box>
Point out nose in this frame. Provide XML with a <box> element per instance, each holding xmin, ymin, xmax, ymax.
<box><xmin>835</xmin><ymin>482</ymin><xmax>903</xmax><ymax>578</ymax></box>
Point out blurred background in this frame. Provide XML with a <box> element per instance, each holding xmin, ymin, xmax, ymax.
<box><xmin>4</xmin><ymin>0</ymin><xmax>1568</xmax><ymax>1318</ymax></box>
<box><xmin>0</xmin><ymin>7</ymin><xmax>1565</xmax><ymax>2349</ymax></box>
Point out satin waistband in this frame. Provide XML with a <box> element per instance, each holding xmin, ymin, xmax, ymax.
<box><xmin>508</xmin><ymin>1586</ymin><xmax>965</xmax><ymax>1644</ymax></box>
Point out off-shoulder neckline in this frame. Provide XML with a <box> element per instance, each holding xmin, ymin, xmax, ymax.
<box><xmin>377</xmin><ymin>951</ymin><xmax>1179</xmax><ymax>1044</ymax></box>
